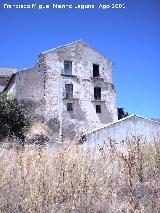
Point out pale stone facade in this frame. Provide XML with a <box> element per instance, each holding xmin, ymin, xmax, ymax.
<box><xmin>1</xmin><ymin>40</ymin><xmax>118</xmax><ymax>140</ymax></box>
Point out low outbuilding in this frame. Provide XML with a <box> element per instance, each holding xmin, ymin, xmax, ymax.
<box><xmin>80</xmin><ymin>115</ymin><xmax>160</xmax><ymax>147</ymax></box>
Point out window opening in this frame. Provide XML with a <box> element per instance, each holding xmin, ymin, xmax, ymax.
<box><xmin>64</xmin><ymin>61</ymin><xmax>72</xmax><ymax>75</ymax></box>
<box><xmin>67</xmin><ymin>103</ymin><xmax>73</xmax><ymax>111</ymax></box>
<box><xmin>65</xmin><ymin>84</ymin><xmax>73</xmax><ymax>98</ymax></box>
<box><xmin>94</xmin><ymin>87</ymin><xmax>101</xmax><ymax>100</ymax></box>
<box><xmin>96</xmin><ymin>105</ymin><xmax>101</xmax><ymax>113</ymax></box>
<box><xmin>93</xmin><ymin>64</ymin><xmax>99</xmax><ymax>77</ymax></box>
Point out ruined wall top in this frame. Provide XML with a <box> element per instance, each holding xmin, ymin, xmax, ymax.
<box><xmin>40</xmin><ymin>40</ymin><xmax>112</xmax><ymax>63</ymax></box>
<box><xmin>0</xmin><ymin>67</ymin><xmax>18</xmax><ymax>77</ymax></box>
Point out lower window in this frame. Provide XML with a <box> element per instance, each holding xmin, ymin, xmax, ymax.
<box><xmin>67</xmin><ymin>103</ymin><xmax>73</xmax><ymax>111</ymax></box>
<box><xmin>96</xmin><ymin>105</ymin><xmax>101</xmax><ymax>113</ymax></box>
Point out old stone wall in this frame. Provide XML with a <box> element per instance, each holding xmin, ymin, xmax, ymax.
<box><xmin>40</xmin><ymin>41</ymin><xmax>118</xmax><ymax>140</ymax></box>
<box><xmin>16</xmin><ymin>66</ymin><xmax>44</xmax><ymax>101</ymax></box>
<box><xmin>15</xmin><ymin>65</ymin><xmax>45</xmax><ymax>119</ymax></box>
<box><xmin>4</xmin><ymin>41</ymin><xmax>118</xmax><ymax>141</ymax></box>
<box><xmin>0</xmin><ymin>67</ymin><xmax>18</xmax><ymax>92</ymax></box>
<box><xmin>0</xmin><ymin>76</ymin><xmax>9</xmax><ymax>92</ymax></box>
<box><xmin>0</xmin><ymin>67</ymin><xmax>18</xmax><ymax>76</ymax></box>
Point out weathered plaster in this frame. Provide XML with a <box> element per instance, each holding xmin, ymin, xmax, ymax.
<box><xmin>82</xmin><ymin>115</ymin><xmax>160</xmax><ymax>148</ymax></box>
<box><xmin>40</xmin><ymin>40</ymin><xmax>118</xmax><ymax>140</ymax></box>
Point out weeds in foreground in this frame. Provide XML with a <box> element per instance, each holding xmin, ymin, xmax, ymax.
<box><xmin>0</xmin><ymin>138</ymin><xmax>159</xmax><ymax>213</ymax></box>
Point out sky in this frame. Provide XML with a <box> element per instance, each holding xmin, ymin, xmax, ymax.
<box><xmin>0</xmin><ymin>0</ymin><xmax>159</xmax><ymax>119</ymax></box>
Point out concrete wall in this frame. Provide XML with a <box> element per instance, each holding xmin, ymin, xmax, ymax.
<box><xmin>84</xmin><ymin>115</ymin><xmax>160</xmax><ymax>148</ymax></box>
<box><xmin>40</xmin><ymin>40</ymin><xmax>118</xmax><ymax>140</ymax></box>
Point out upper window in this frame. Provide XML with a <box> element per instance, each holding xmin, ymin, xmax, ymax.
<box><xmin>65</xmin><ymin>84</ymin><xmax>73</xmax><ymax>99</ymax></box>
<box><xmin>94</xmin><ymin>87</ymin><xmax>101</xmax><ymax>100</ymax></box>
<box><xmin>93</xmin><ymin>64</ymin><xmax>99</xmax><ymax>77</ymax></box>
<box><xmin>64</xmin><ymin>61</ymin><xmax>72</xmax><ymax>75</ymax></box>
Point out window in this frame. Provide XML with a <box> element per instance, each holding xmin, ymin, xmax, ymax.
<box><xmin>67</xmin><ymin>103</ymin><xmax>73</xmax><ymax>111</ymax></box>
<box><xmin>94</xmin><ymin>87</ymin><xmax>101</xmax><ymax>100</ymax></box>
<box><xmin>65</xmin><ymin>84</ymin><xmax>73</xmax><ymax>98</ymax></box>
<box><xmin>111</xmin><ymin>84</ymin><xmax>115</xmax><ymax>90</ymax></box>
<box><xmin>93</xmin><ymin>64</ymin><xmax>99</xmax><ymax>77</ymax></box>
<box><xmin>96</xmin><ymin>105</ymin><xmax>101</xmax><ymax>113</ymax></box>
<box><xmin>64</xmin><ymin>61</ymin><xmax>72</xmax><ymax>75</ymax></box>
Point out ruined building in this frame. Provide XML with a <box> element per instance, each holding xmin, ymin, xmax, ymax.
<box><xmin>0</xmin><ymin>67</ymin><xmax>18</xmax><ymax>92</ymax></box>
<box><xmin>0</xmin><ymin>40</ymin><xmax>118</xmax><ymax>140</ymax></box>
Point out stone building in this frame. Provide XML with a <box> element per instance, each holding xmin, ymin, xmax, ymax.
<box><xmin>0</xmin><ymin>67</ymin><xmax>18</xmax><ymax>93</ymax></box>
<box><xmin>2</xmin><ymin>40</ymin><xmax>118</xmax><ymax>140</ymax></box>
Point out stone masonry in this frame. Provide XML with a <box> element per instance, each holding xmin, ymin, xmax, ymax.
<box><xmin>2</xmin><ymin>40</ymin><xmax>118</xmax><ymax>141</ymax></box>
<box><xmin>0</xmin><ymin>67</ymin><xmax>18</xmax><ymax>92</ymax></box>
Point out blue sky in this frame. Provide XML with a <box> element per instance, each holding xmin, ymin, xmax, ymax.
<box><xmin>0</xmin><ymin>0</ymin><xmax>159</xmax><ymax>118</ymax></box>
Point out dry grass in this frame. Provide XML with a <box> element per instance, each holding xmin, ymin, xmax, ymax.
<box><xmin>0</xmin><ymin>137</ymin><xmax>160</xmax><ymax>213</ymax></box>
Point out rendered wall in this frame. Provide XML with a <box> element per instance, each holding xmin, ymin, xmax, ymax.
<box><xmin>84</xmin><ymin>116</ymin><xmax>160</xmax><ymax>148</ymax></box>
<box><xmin>15</xmin><ymin>66</ymin><xmax>45</xmax><ymax>119</ymax></box>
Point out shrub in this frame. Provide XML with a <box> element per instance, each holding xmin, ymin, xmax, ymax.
<box><xmin>0</xmin><ymin>92</ymin><xmax>32</xmax><ymax>140</ymax></box>
<box><xmin>118</xmin><ymin>107</ymin><xmax>129</xmax><ymax>120</ymax></box>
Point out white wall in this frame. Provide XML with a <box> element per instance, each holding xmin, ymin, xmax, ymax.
<box><xmin>84</xmin><ymin>115</ymin><xmax>160</xmax><ymax>148</ymax></box>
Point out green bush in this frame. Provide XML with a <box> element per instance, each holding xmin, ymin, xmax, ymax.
<box><xmin>118</xmin><ymin>107</ymin><xmax>129</xmax><ymax>120</ymax></box>
<box><xmin>0</xmin><ymin>92</ymin><xmax>32</xmax><ymax>140</ymax></box>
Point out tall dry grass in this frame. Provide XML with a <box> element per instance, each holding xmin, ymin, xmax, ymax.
<box><xmin>0</xmin><ymin>137</ymin><xmax>160</xmax><ymax>213</ymax></box>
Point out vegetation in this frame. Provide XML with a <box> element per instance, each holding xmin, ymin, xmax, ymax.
<box><xmin>0</xmin><ymin>137</ymin><xmax>159</xmax><ymax>213</ymax></box>
<box><xmin>118</xmin><ymin>107</ymin><xmax>129</xmax><ymax>120</ymax></box>
<box><xmin>0</xmin><ymin>93</ymin><xmax>32</xmax><ymax>140</ymax></box>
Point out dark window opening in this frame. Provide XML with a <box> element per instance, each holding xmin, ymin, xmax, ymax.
<box><xmin>67</xmin><ymin>103</ymin><xmax>73</xmax><ymax>111</ymax></box>
<box><xmin>64</xmin><ymin>61</ymin><xmax>72</xmax><ymax>75</ymax></box>
<box><xmin>111</xmin><ymin>84</ymin><xmax>115</xmax><ymax>90</ymax></box>
<box><xmin>65</xmin><ymin>84</ymin><xmax>73</xmax><ymax>98</ymax></box>
<box><xmin>94</xmin><ymin>87</ymin><xmax>101</xmax><ymax>100</ymax></box>
<box><xmin>93</xmin><ymin>64</ymin><xmax>99</xmax><ymax>77</ymax></box>
<box><xmin>96</xmin><ymin>105</ymin><xmax>101</xmax><ymax>113</ymax></box>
